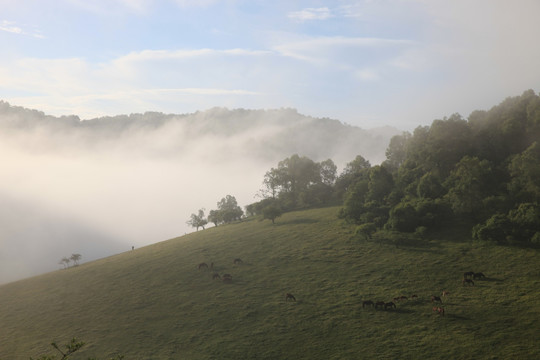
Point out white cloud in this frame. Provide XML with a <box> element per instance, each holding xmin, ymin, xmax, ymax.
<box><xmin>273</xmin><ymin>35</ymin><xmax>415</xmax><ymax>73</ymax></box>
<box><xmin>0</xmin><ymin>20</ymin><xmax>22</xmax><ymax>34</ymax></box>
<box><xmin>288</xmin><ymin>7</ymin><xmax>333</xmax><ymax>22</ymax></box>
<box><xmin>0</xmin><ymin>20</ymin><xmax>44</xmax><ymax>38</ymax></box>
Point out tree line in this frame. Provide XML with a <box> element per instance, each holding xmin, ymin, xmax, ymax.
<box><xmin>188</xmin><ymin>90</ymin><xmax>540</xmax><ymax>247</ymax></box>
<box><xmin>187</xmin><ymin>195</ymin><xmax>244</xmax><ymax>230</ymax></box>
<box><xmin>339</xmin><ymin>89</ymin><xmax>540</xmax><ymax>247</ymax></box>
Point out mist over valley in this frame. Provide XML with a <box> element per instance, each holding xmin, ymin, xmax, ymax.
<box><xmin>0</xmin><ymin>102</ymin><xmax>399</xmax><ymax>283</ymax></box>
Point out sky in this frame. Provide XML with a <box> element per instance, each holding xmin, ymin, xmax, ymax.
<box><xmin>1</xmin><ymin>0</ymin><xmax>539</xmax><ymax>130</ymax></box>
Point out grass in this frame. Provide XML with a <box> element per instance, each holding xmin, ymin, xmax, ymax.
<box><xmin>0</xmin><ymin>206</ymin><xmax>539</xmax><ymax>359</ymax></box>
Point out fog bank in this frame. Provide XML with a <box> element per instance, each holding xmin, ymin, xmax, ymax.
<box><xmin>0</xmin><ymin>102</ymin><xmax>399</xmax><ymax>283</ymax></box>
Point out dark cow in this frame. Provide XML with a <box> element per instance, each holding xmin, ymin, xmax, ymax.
<box><xmin>362</xmin><ymin>300</ymin><xmax>374</xmax><ymax>308</ymax></box>
<box><xmin>473</xmin><ymin>272</ymin><xmax>486</xmax><ymax>279</ymax></box>
<box><xmin>375</xmin><ymin>301</ymin><xmax>386</xmax><ymax>309</ymax></box>
<box><xmin>198</xmin><ymin>262</ymin><xmax>209</xmax><ymax>270</ymax></box>
<box><xmin>431</xmin><ymin>295</ymin><xmax>442</xmax><ymax>303</ymax></box>
<box><xmin>285</xmin><ymin>293</ymin><xmax>296</xmax><ymax>302</ymax></box>
<box><xmin>384</xmin><ymin>302</ymin><xmax>396</xmax><ymax>310</ymax></box>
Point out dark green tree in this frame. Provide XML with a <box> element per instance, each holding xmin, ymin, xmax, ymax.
<box><xmin>443</xmin><ymin>156</ymin><xmax>495</xmax><ymax>220</ymax></box>
<box><xmin>216</xmin><ymin>195</ymin><xmax>243</xmax><ymax>223</ymax></box>
<box><xmin>261</xmin><ymin>200</ymin><xmax>283</xmax><ymax>224</ymax></box>
<box><xmin>207</xmin><ymin>209</ymin><xmax>221</xmax><ymax>227</ymax></box>
<box><xmin>508</xmin><ymin>142</ymin><xmax>540</xmax><ymax>203</ymax></box>
<box><xmin>383</xmin><ymin>132</ymin><xmax>411</xmax><ymax>172</ymax></box>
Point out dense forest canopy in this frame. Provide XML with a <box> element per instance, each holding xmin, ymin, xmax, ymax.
<box><xmin>249</xmin><ymin>90</ymin><xmax>540</xmax><ymax>247</ymax></box>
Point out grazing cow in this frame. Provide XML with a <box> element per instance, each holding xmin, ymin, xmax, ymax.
<box><xmin>233</xmin><ymin>258</ymin><xmax>243</xmax><ymax>265</ymax></box>
<box><xmin>393</xmin><ymin>297</ymin><xmax>400</xmax><ymax>302</ymax></box>
<box><xmin>432</xmin><ymin>307</ymin><xmax>445</xmax><ymax>316</ymax></box>
<box><xmin>442</xmin><ymin>291</ymin><xmax>450</xmax><ymax>297</ymax></box>
<box><xmin>285</xmin><ymin>293</ymin><xmax>296</xmax><ymax>302</ymax></box>
<box><xmin>431</xmin><ymin>295</ymin><xmax>442</xmax><ymax>303</ymax></box>
<box><xmin>411</xmin><ymin>294</ymin><xmax>418</xmax><ymax>300</ymax></box>
<box><xmin>198</xmin><ymin>262</ymin><xmax>209</xmax><ymax>270</ymax></box>
<box><xmin>212</xmin><ymin>273</ymin><xmax>221</xmax><ymax>280</ymax></box>
<box><xmin>399</xmin><ymin>295</ymin><xmax>408</xmax><ymax>301</ymax></box>
<box><xmin>384</xmin><ymin>302</ymin><xmax>396</xmax><ymax>310</ymax></box>
<box><xmin>462</xmin><ymin>278</ymin><xmax>475</xmax><ymax>286</ymax></box>
<box><xmin>473</xmin><ymin>272</ymin><xmax>486</xmax><ymax>279</ymax></box>
<box><xmin>375</xmin><ymin>301</ymin><xmax>386</xmax><ymax>309</ymax></box>
<box><xmin>362</xmin><ymin>300</ymin><xmax>374</xmax><ymax>308</ymax></box>
<box><xmin>222</xmin><ymin>273</ymin><xmax>232</xmax><ymax>280</ymax></box>
<box><xmin>463</xmin><ymin>271</ymin><xmax>475</xmax><ymax>279</ymax></box>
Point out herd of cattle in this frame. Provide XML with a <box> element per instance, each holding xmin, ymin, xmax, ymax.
<box><xmin>198</xmin><ymin>258</ymin><xmax>243</xmax><ymax>284</ymax></box>
<box><xmin>360</xmin><ymin>271</ymin><xmax>487</xmax><ymax>317</ymax></box>
<box><xmin>197</xmin><ymin>259</ymin><xmax>486</xmax><ymax>317</ymax></box>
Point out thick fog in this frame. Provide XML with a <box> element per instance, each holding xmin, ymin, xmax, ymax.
<box><xmin>0</xmin><ymin>103</ymin><xmax>398</xmax><ymax>283</ymax></box>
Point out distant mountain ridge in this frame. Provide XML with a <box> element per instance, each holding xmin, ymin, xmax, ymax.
<box><xmin>0</xmin><ymin>101</ymin><xmax>400</xmax><ymax>166</ymax></box>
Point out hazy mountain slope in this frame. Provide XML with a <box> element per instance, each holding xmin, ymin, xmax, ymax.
<box><xmin>0</xmin><ymin>103</ymin><xmax>398</xmax><ymax>165</ymax></box>
<box><xmin>0</xmin><ymin>207</ymin><xmax>538</xmax><ymax>359</ymax></box>
<box><xmin>0</xmin><ymin>101</ymin><xmax>400</xmax><ymax>284</ymax></box>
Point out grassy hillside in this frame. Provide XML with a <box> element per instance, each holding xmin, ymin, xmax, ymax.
<box><xmin>1</xmin><ymin>207</ymin><xmax>539</xmax><ymax>359</ymax></box>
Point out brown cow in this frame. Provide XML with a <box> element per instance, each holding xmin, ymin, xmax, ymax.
<box><xmin>285</xmin><ymin>293</ymin><xmax>296</xmax><ymax>302</ymax></box>
<box><xmin>431</xmin><ymin>295</ymin><xmax>442</xmax><ymax>303</ymax></box>
<box><xmin>432</xmin><ymin>306</ymin><xmax>445</xmax><ymax>316</ymax></box>
<box><xmin>198</xmin><ymin>262</ymin><xmax>209</xmax><ymax>270</ymax></box>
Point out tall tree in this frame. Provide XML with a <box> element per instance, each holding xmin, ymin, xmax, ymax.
<box><xmin>216</xmin><ymin>195</ymin><xmax>243</xmax><ymax>223</ymax></box>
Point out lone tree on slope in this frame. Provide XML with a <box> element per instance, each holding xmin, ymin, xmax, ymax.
<box><xmin>187</xmin><ymin>208</ymin><xmax>208</xmax><ymax>231</ymax></box>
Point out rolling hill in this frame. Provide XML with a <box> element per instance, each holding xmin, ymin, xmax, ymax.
<box><xmin>0</xmin><ymin>207</ymin><xmax>539</xmax><ymax>359</ymax></box>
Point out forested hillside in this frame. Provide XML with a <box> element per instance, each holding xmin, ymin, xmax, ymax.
<box><xmin>335</xmin><ymin>90</ymin><xmax>540</xmax><ymax>246</ymax></box>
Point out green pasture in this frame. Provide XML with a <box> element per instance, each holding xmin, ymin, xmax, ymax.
<box><xmin>0</xmin><ymin>207</ymin><xmax>539</xmax><ymax>359</ymax></box>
